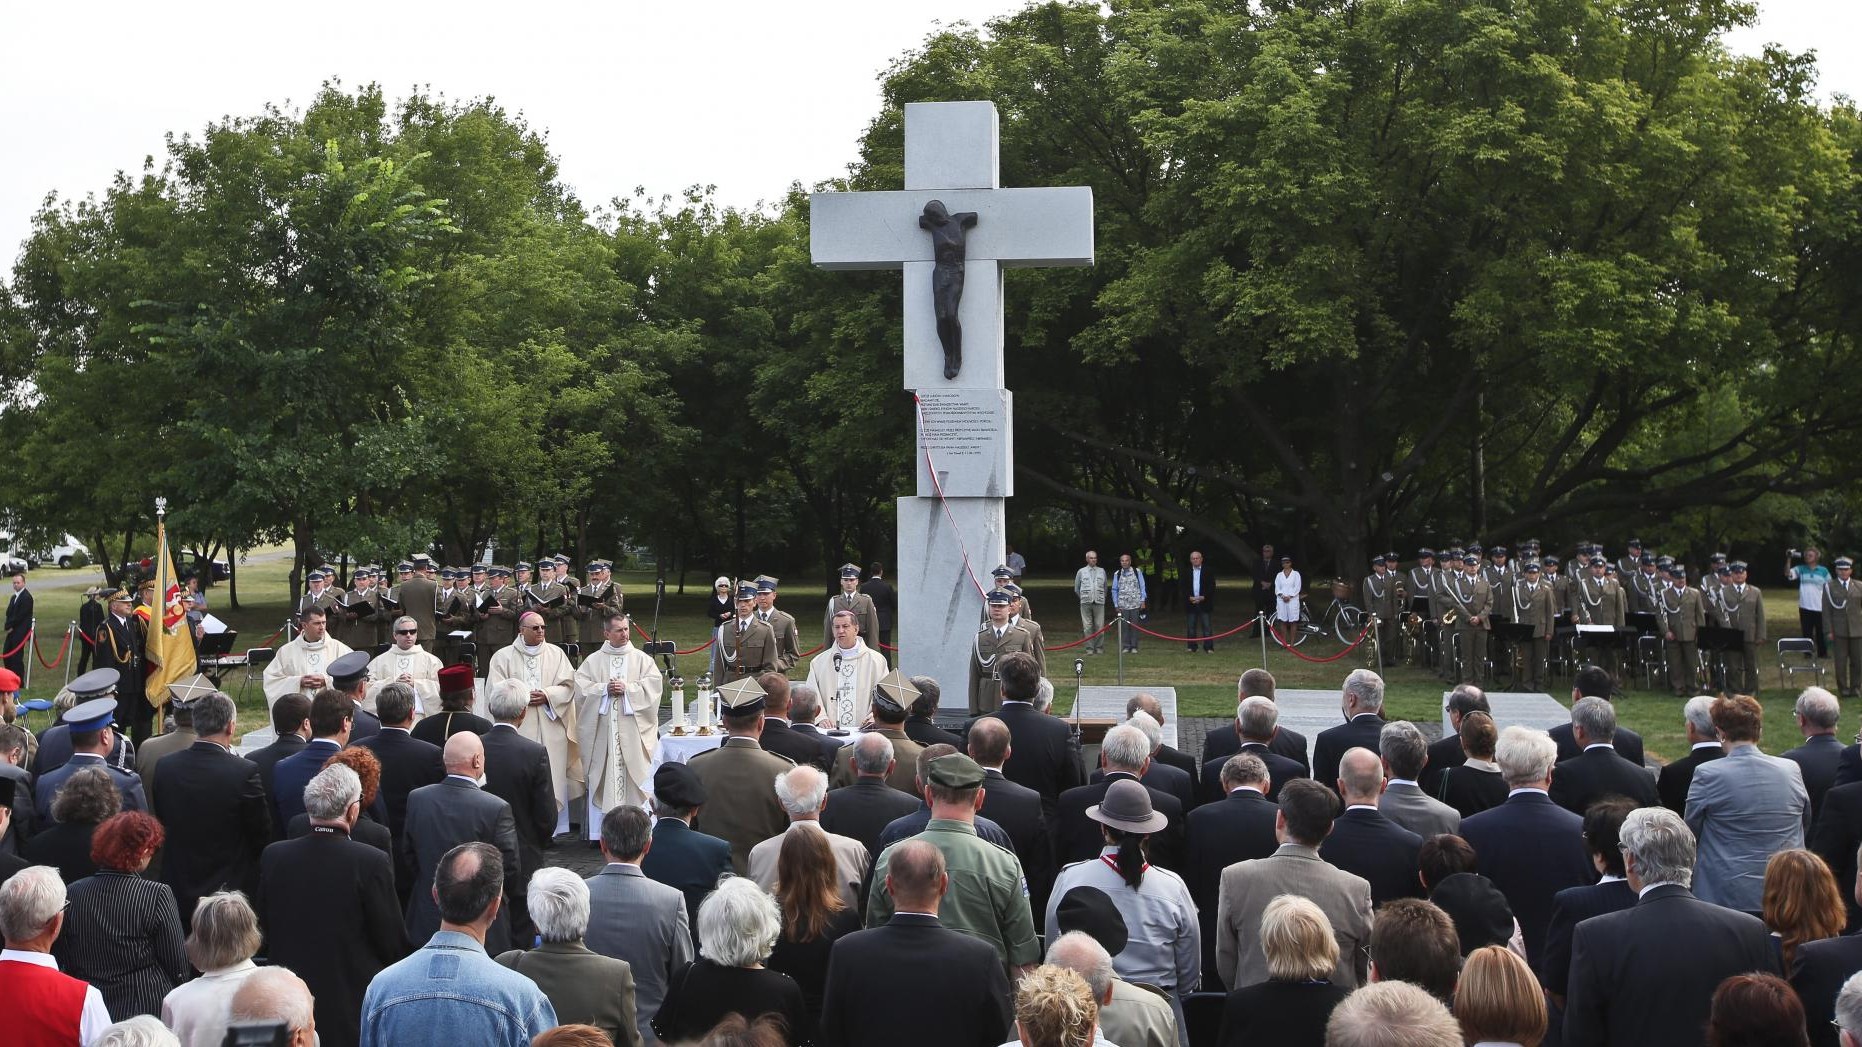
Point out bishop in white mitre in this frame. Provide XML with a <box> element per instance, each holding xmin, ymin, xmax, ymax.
<box><xmin>487</xmin><ymin>610</ymin><xmax>579</xmax><ymax>835</ymax></box>
<box><xmin>364</xmin><ymin>614</ymin><xmax>444</xmax><ymax>716</ymax></box>
<box><xmin>573</xmin><ymin>612</ymin><xmax>663</xmax><ymax>839</ymax></box>
<box><xmin>263</xmin><ymin>607</ymin><xmax>354</xmax><ymax>706</ymax></box>
<box><xmin>804</xmin><ymin>608</ymin><xmax>890</xmax><ymax>731</ymax></box>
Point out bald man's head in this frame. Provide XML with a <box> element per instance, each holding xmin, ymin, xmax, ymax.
<box><xmin>230</xmin><ymin>967</ymin><xmax>316</xmax><ymax>1047</ymax></box>
<box><xmin>1338</xmin><ymin>746</ymin><xmax>1385</xmax><ymax>804</ymax></box>
<box><xmin>886</xmin><ymin>839</ymin><xmax>948</xmax><ymax>912</ymax></box>
<box><xmin>443</xmin><ymin>730</ymin><xmax>484</xmax><ymax>775</ymax></box>
<box><xmin>967</xmin><ymin>716</ymin><xmax>1012</xmax><ymax>767</ymax></box>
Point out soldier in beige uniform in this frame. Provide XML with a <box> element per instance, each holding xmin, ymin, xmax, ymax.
<box><xmin>474</xmin><ymin>566</ymin><xmax>522</xmax><ymax>675</ymax></box>
<box><xmin>295</xmin><ymin>567</ymin><xmax>340</xmax><ymax>620</ymax></box>
<box><xmin>712</xmin><ymin>582</ymin><xmax>779</xmax><ymax>683</ymax></box>
<box><xmin>520</xmin><ymin>560</ymin><xmax>574</xmax><ymax>649</ymax></box>
<box><xmin>1826</xmin><ymin>557</ymin><xmax>1862</xmax><ymax>698</ymax></box>
<box><xmin>434</xmin><ymin>568</ymin><xmax>475</xmax><ymax>663</ymax></box>
<box><xmin>968</xmin><ymin>588</ymin><xmax>1039</xmax><ymax>715</ymax></box>
<box><xmin>1514</xmin><ymin>562</ymin><xmax>1556</xmax><ymax>692</ymax></box>
<box><xmin>688</xmin><ymin>676</ymin><xmax>796</xmax><ymax>873</ymax></box>
<box><xmin>399</xmin><ymin>556</ymin><xmax>440</xmax><ymax>653</ymax></box>
<box><xmin>1361</xmin><ymin>556</ymin><xmax>1401</xmax><ymax>657</ymax></box>
<box><xmin>1442</xmin><ymin>553</ymin><xmax>1493</xmax><ymax>685</ymax></box>
<box><xmin>333</xmin><ymin>566</ymin><xmax>380</xmax><ymax>650</ymax></box>
<box><xmin>822</xmin><ymin>563</ymin><xmax>881</xmax><ymax>647</ymax></box>
<box><xmin>1715</xmin><ymin>560</ymin><xmax>1765</xmax><ymax>694</ymax></box>
<box><xmin>753</xmin><ymin>577</ymin><xmax>802</xmax><ymax>673</ymax></box>
<box><xmin>991</xmin><ymin>564</ymin><xmax>1032</xmax><ymax>622</ymax></box>
<box><xmin>1005</xmin><ymin>583</ymin><xmax>1048</xmax><ymax>676</ymax></box>
<box><xmin>1660</xmin><ymin>564</ymin><xmax>1707</xmax><ymax>697</ymax></box>
<box><xmin>575</xmin><ymin>559</ymin><xmax>625</xmax><ymax>649</ymax></box>
<box><xmin>1574</xmin><ymin>555</ymin><xmax>1625</xmax><ymax>683</ymax></box>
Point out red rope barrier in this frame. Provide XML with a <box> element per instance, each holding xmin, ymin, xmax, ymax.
<box><xmin>1121</xmin><ymin>617</ymin><xmax>1260</xmax><ymax>645</ymax></box>
<box><xmin>1267</xmin><ymin>620</ymin><xmax>1377</xmax><ymax>663</ymax></box>
<box><xmin>798</xmin><ymin>642</ymin><xmax>826</xmax><ymax>659</ymax></box>
<box><xmin>674</xmin><ymin>637</ymin><xmax>716</xmax><ymax>657</ymax></box>
<box><xmin>1</xmin><ymin>630</ymin><xmax>30</xmax><ymax>660</ymax></box>
<box><xmin>1043</xmin><ymin>617</ymin><xmax>1125</xmax><ymax>652</ymax></box>
<box><xmin>257</xmin><ymin>626</ymin><xmax>287</xmax><ymax>647</ymax></box>
<box><xmin>33</xmin><ymin>630</ymin><xmax>71</xmax><ymax>670</ymax></box>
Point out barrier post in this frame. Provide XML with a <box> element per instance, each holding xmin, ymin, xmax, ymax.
<box><xmin>1115</xmin><ymin>613</ymin><xmax>1125</xmax><ymax>685</ymax></box>
<box><xmin>21</xmin><ymin>618</ymin><xmax>33</xmax><ymax>691</ymax></box>
<box><xmin>65</xmin><ymin>622</ymin><xmax>77</xmax><ymax>686</ymax></box>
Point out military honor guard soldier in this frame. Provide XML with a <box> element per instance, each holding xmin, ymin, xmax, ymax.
<box><xmin>969</xmin><ymin>587</ymin><xmax>1039</xmax><ymax>715</ymax></box>
<box><xmin>1827</xmin><ymin>557</ymin><xmax>1862</xmax><ymax>698</ymax></box>
<box><xmin>1361</xmin><ymin>556</ymin><xmax>1401</xmax><ymax>656</ymax></box>
<box><xmin>1005</xmin><ymin>583</ymin><xmax>1048</xmax><ymax>676</ymax></box>
<box><xmin>712</xmin><ymin>583</ymin><xmax>778</xmax><ymax>684</ymax></box>
<box><xmin>753</xmin><ymin>577</ymin><xmax>803</xmax><ymax>673</ymax></box>
<box><xmin>822</xmin><ymin>563</ymin><xmax>882</xmax><ymax>648</ymax></box>
<box><xmin>1660</xmin><ymin>563</ymin><xmax>1707</xmax><ymax>697</ymax></box>
<box><xmin>1713</xmin><ymin>560</ymin><xmax>1765</xmax><ymax>694</ymax></box>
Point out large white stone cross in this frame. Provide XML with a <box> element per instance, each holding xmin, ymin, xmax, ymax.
<box><xmin>811</xmin><ymin>100</ymin><xmax>1094</xmax><ymax>711</ymax></box>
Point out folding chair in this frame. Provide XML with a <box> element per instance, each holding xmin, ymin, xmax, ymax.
<box><xmin>1778</xmin><ymin>637</ymin><xmax>1826</xmax><ymax>690</ymax></box>
<box><xmin>1181</xmin><ymin>990</ymin><xmax>1227</xmax><ymax>1047</ymax></box>
<box><xmin>1636</xmin><ymin>634</ymin><xmax>1665</xmax><ymax>691</ymax></box>
<box><xmin>561</xmin><ymin>642</ymin><xmax>581</xmax><ymax>667</ymax></box>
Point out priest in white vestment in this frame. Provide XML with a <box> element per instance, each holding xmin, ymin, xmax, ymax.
<box><xmin>803</xmin><ymin>609</ymin><xmax>890</xmax><ymax>731</ymax></box>
<box><xmin>263</xmin><ymin>606</ymin><xmax>354</xmax><ymax>707</ymax></box>
<box><xmin>487</xmin><ymin>611</ymin><xmax>579</xmax><ymax>836</ymax></box>
<box><xmin>364</xmin><ymin>614</ymin><xmax>443</xmax><ymax>716</ymax></box>
<box><xmin>573</xmin><ymin>612</ymin><xmax>663</xmax><ymax>839</ymax></box>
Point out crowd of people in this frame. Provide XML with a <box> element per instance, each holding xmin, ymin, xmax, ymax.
<box><xmin>12</xmin><ymin>578</ymin><xmax>1862</xmax><ymax>1047</ymax></box>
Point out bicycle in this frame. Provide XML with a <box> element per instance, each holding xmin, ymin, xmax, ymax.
<box><xmin>1271</xmin><ymin>581</ymin><xmax>1369</xmax><ymax>647</ymax></box>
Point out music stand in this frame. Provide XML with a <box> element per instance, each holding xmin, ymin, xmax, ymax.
<box><xmin>1698</xmin><ymin>626</ymin><xmax>1744</xmax><ymax>692</ymax></box>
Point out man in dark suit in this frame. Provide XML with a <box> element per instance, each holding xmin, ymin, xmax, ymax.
<box><xmin>967</xmin><ymin>717</ymin><xmax>1057</xmax><ymax>920</ymax></box>
<box><xmin>1540</xmin><ymin>797</ymin><xmax>1637</xmax><ymax>1003</ymax></box>
<box><xmin>1126</xmin><ymin>692</ymin><xmax>1198</xmax><ymax>790</ymax></box>
<box><xmin>258</xmin><ymin>759</ymin><xmax>410</xmax><ymax>1047</ymax></box>
<box><xmin>1551</xmin><ymin>666</ymin><xmax>1645</xmax><ymax>765</ymax></box>
<box><xmin>1187</xmin><ymin>752</ymin><xmax>1281</xmax><ymax>988</ymax></box>
<box><xmin>1657</xmin><ymin>696</ymin><xmax>1724</xmax><ymax>814</ymax></box>
<box><xmin>1201</xmin><ymin>667</ymin><xmax>1310</xmax><ymax>775</ymax></box>
<box><xmin>350</xmin><ymin>683</ymin><xmax>444</xmax><ymax>849</ymax></box>
<box><xmin>786</xmin><ymin>684</ymin><xmax>847</xmax><ymax>770</ymax></box>
<box><xmin>1813</xmin><ymin>781</ymin><xmax>1862</xmax><ymax>932</ymax></box>
<box><xmin>1201</xmin><ymin>695</ymin><xmax>1307</xmax><ymax>804</ymax></box>
<box><xmin>478</xmin><ymin>682</ymin><xmax>557</xmax><ymax>937</ymax></box>
<box><xmin>152</xmin><ymin>692</ymin><xmax>272</xmax><ymax>930</ymax></box>
<box><xmin>1548</xmin><ymin>697</ymin><xmax>1659</xmax><ymax>814</ymax></box>
<box><xmin>1094</xmin><ymin>709</ymin><xmax>1195</xmax><ymax>814</ymax></box>
<box><xmin>903</xmin><ymin>676</ymin><xmax>963</xmax><ymax>749</ymax></box>
<box><xmin>1460</xmin><ymin>725</ymin><xmax>1597</xmax><ymax>969</ymax></box>
<box><xmin>756</xmin><ymin>673</ymin><xmax>835</xmax><ymax>771</ymax></box>
<box><xmin>1564</xmin><ymin>806</ymin><xmax>1780</xmax><ymax>1047</ymax></box>
<box><xmin>1790</xmin><ymin>874</ymin><xmax>1862</xmax><ymax>1047</ymax></box>
<box><xmin>400</xmin><ymin>731</ymin><xmax>521</xmax><ymax>953</ymax></box>
<box><xmin>1420</xmin><ymin>685</ymin><xmax>1487</xmax><ymax>795</ymax></box>
<box><xmin>860</xmin><ymin>563</ymin><xmax>897</xmax><ymax>662</ymax></box>
<box><xmin>3</xmin><ymin>568</ymin><xmax>32</xmax><ymax>678</ymax></box>
<box><xmin>1787</xmin><ymin>687</ymin><xmax>1847</xmax><ymax>822</ymax></box>
<box><xmin>1311</xmin><ymin>669</ymin><xmax>1388</xmax><ymax>794</ymax></box>
<box><xmin>270</xmin><ymin>690</ymin><xmax>351</xmax><ymax>829</ymax></box>
<box><xmin>818</xmin><ymin>839</ymin><xmax>1012</xmax><ymax>1047</ymax></box>
<box><xmin>246</xmin><ymin>694</ymin><xmax>311</xmax><ymax>824</ymax></box>
<box><xmin>1183</xmin><ymin>549</ymin><xmax>1217</xmax><ymax>652</ymax></box>
<box><xmin>1320</xmin><ymin>747</ymin><xmax>1423</xmax><ymax>905</ymax></box>
<box><xmin>1056</xmin><ymin>723</ymin><xmax>1184</xmax><ymax>871</ymax></box>
<box><xmin>639</xmin><ymin>761</ymin><xmax>732</xmax><ymax>932</ymax></box>
<box><xmin>820</xmin><ymin>733</ymin><xmax>922</xmax><ymax>856</ymax></box>
<box><xmin>980</xmin><ymin>652</ymin><xmax>1083</xmax><ymax>816</ymax></box>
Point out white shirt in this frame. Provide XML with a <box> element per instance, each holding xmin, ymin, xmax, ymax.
<box><xmin>1</xmin><ymin>948</ymin><xmax>113</xmax><ymax>1045</ymax></box>
<box><xmin>162</xmin><ymin>958</ymin><xmax>259</xmax><ymax>1047</ymax></box>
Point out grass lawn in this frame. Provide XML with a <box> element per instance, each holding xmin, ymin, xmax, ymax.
<box><xmin>6</xmin><ymin>559</ymin><xmax>1826</xmax><ymax>761</ymax></box>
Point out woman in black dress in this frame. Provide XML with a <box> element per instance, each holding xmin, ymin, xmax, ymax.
<box><xmin>53</xmin><ymin>811</ymin><xmax>188</xmax><ymax>1019</ymax></box>
<box><xmin>1435</xmin><ymin>711</ymin><xmax>1508</xmax><ymax>817</ymax></box>
<box><xmin>1217</xmin><ymin>895</ymin><xmax>1349</xmax><ymax>1047</ymax></box>
<box><xmin>766</xmin><ymin>827</ymin><xmax>862</xmax><ymax>1026</ymax></box>
<box><xmin>23</xmin><ymin>765</ymin><xmax>120</xmax><ymax>883</ymax></box>
<box><xmin>655</xmin><ymin>876</ymin><xmax>811</xmax><ymax>1046</ymax></box>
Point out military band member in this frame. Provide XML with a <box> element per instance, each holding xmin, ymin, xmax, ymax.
<box><xmin>396</xmin><ymin>557</ymin><xmax>439</xmax><ymax>653</ymax></box>
<box><xmin>575</xmin><ymin>560</ymin><xmax>625</xmax><ymax>649</ymax></box>
<box><xmin>434</xmin><ymin>568</ymin><xmax>475</xmax><ymax>662</ymax></box>
<box><xmin>1362</xmin><ymin>556</ymin><xmax>1401</xmax><ymax>655</ymax></box>
<box><xmin>1701</xmin><ymin>553</ymin><xmax>1729</xmax><ymax>605</ymax></box>
<box><xmin>1543</xmin><ymin>555</ymin><xmax>1571</xmax><ymax>620</ymax></box>
<box><xmin>968</xmin><ymin>587</ymin><xmax>1038</xmax><ymax>715</ymax></box>
<box><xmin>1481</xmin><ymin>546</ymin><xmax>1512</xmax><ymax>596</ymax></box>
<box><xmin>1826</xmin><ymin>558</ymin><xmax>1862</xmax><ymax>699</ymax></box>
<box><xmin>822</xmin><ymin>563</ymin><xmax>881</xmax><ymax>648</ymax></box>
<box><xmin>488</xmin><ymin>610</ymin><xmax>579</xmax><ymax>837</ymax></box>
<box><xmin>1443</xmin><ymin>553</ymin><xmax>1492</xmax><ymax>685</ymax></box>
<box><xmin>365</xmin><ymin>615</ymin><xmax>445</xmax><ymax>716</ymax></box>
<box><xmin>1005</xmin><ymin>583</ymin><xmax>1048</xmax><ymax>676</ymax></box>
<box><xmin>525</xmin><ymin>560</ymin><xmax>575</xmax><ymax>648</ymax></box>
<box><xmin>551</xmin><ymin>554</ymin><xmax>580</xmax><ymax>592</ymax></box>
<box><xmin>713</xmin><ymin>582</ymin><xmax>779</xmax><ymax>683</ymax></box>
<box><xmin>295</xmin><ymin>568</ymin><xmax>340</xmax><ymax>619</ymax></box>
<box><xmin>1515</xmin><ymin>562</ymin><xmax>1556</xmax><ymax>692</ymax></box>
<box><xmin>474</xmin><ymin>566</ymin><xmax>522</xmax><ymax>675</ymax></box>
<box><xmin>1660</xmin><ymin>564</ymin><xmax>1706</xmax><ymax>697</ymax></box>
<box><xmin>1714</xmin><ymin>560</ymin><xmax>1765</xmax><ymax>694</ymax></box>
<box><xmin>1617</xmin><ymin>539</ymin><xmax>1644</xmax><ymax>580</ymax></box>
<box><xmin>753</xmin><ymin>577</ymin><xmax>802</xmax><ymax>673</ymax></box>
<box><xmin>573</xmin><ymin>612</ymin><xmax>662</xmax><ymax>840</ymax></box>
<box><xmin>1574</xmin><ymin>555</ymin><xmax>1626</xmax><ymax>682</ymax></box>
<box><xmin>1407</xmin><ymin>549</ymin><xmax>1441</xmax><ymax>669</ymax></box>
<box><xmin>263</xmin><ymin>607</ymin><xmax>354</xmax><ymax>705</ymax></box>
<box><xmin>804</xmin><ymin>608</ymin><xmax>889</xmax><ymax>731</ymax></box>
<box><xmin>1629</xmin><ymin>554</ymin><xmax>1663</xmax><ymax>615</ymax></box>
<box><xmin>333</xmin><ymin>566</ymin><xmax>381</xmax><ymax>649</ymax></box>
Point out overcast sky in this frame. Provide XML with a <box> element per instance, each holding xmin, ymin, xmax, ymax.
<box><xmin>2</xmin><ymin>1</ymin><xmax>1856</xmax><ymax>266</ymax></box>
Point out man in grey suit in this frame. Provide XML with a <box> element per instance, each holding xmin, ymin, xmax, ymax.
<box><xmin>401</xmin><ymin>731</ymin><xmax>522</xmax><ymax>953</ymax></box>
<box><xmin>1378</xmin><ymin>720</ymin><xmax>1460</xmax><ymax>838</ymax></box>
<box><xmin>1686</xmin><ymin>694</ymin><xmax>1809</xmax><ymax>913</ymax></box>
<box><xmin>586</xmin><ymin>805</ymin><xmax>694</xmax><ymax>1047</ymax></box>
<box><xmin>1215</xmin><ymin>777</ymin><xmax>1373</xmax><ymax>989</ymax></box>
<box><xmin>495</xmin><ymin>868</ymin><xmax>643</xmax><ymax>1047</ymax></box>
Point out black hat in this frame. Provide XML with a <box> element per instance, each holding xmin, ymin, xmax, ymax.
<box><xmin>1710</xmin><ymin>552</ymin><xmax>1727</xmax><ymax>563</ymax></box>
<box><xmin>1627</xmin><ymin>538</ymin><xmax>1643</xmax><ymax>547</ymax></box>
<box><xmin>1638</xmin><ymin>554</ymin><xmax>1654</xmax><ymax>566</ymax></box>
<box><xmin>1663</xmin><ymin>563</ymin><xmax>1685</xmax><ymax>578</ymax></box>
<box><xmin>1589</xmin><ymin>556</ymin><xmax>1606</xmax><ymax>567</ymax></box>
<box><xmin>1490</xmin><ymin>546</ymin><xmax>1508</xmax><ymax>557</ymax></box>
<box><xmin>1430</xmin><ymin>873</ymin><xmax>1515</xmax><ymax>956</ymax></box>
<box><xmin>330</xmin><ymin>651</ymin><xmax>371</xmax><ymax>690</ymax></box>
<box><xmin>1055</xmin><ymin>886</ymin><xmax>1128</xmax><ymax>956</ymax></box>
<box><xmin>1544</xmin><ymin>555</ymin><xmax>1560</xmax><ymax>566</ymax></box>
<box><xmin>653</xmin><ymin>761</ymin><xmax>707</xmax><ymax>808</ymax></box>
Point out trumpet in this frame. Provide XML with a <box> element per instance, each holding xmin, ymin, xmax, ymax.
<box><xmin>1441</xmin><ymin>608</ymin><xmax>1460</xmax><ymax>627</ymax></box>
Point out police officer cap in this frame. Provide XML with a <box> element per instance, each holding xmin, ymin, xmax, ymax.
<box><xmin>926</xmin><ymin>753</ymin><xmax>985</xmax><ymax>789</ymax></box>
<box><xmin>871</xmin><ymin>669</ymin><xmax>920</xmax><ymax>716</ymax></box>
<box><xmin>1370</xmin><ymin>555</ymin><xmax>1386</xmax><ymax>566</ymax></box>
<box><xmin>653</xmin><ymin>761</ymin><xmax>707</xmax><ymax>808</ymax></box>
<box><xmin>735</xmin><ymin>582</ymin><xmax>760</xmax><ymax>601</ymax></box>
<box><xmin>329</xmin><ymin>651</ymin><xmax>372</xmax><ymax>689</ymax></box>
<box><xmin>716</xmin><ymin>676</ymin><xmax>767</xmax><ymax>715</ymax></box>
<box><xmin>986</xmin><ymin>587</ymin><xmax>1014</xmax><ymax>606</ymax></box>
<box><xmin>992</xmin><ymin>564</ymin><xmax>1013</xmax><ymax>578</ymax></box>
<box><xmin>64</xmin><ymin>697</ymin><xmax>119</xmax><ymax>732</ymax></box>
<box><xmin>755</xmin><ymin>576</ymin><xmax>779</xmax><ymax>593</ymax></box>
<box><xmin>69</xmin><ymin>668</ymin><xmax>121</xmax><ymax>700</ymax></box>
<box><xmin>1055</xmin><ymin>886</ymin><xmax>1129</xmax><ymax>956</ymax></box>
<box><xmin>1837</xmin><ymin>557</ymin><xmax>1855</xmax><ymax>569</ymax></box>
<box><xmin>515</xmin><ymin>561</ymin><xmax>533</xmax><ymax>572</ymax></box>
<box><xmin>1523</xmin><ymin>561</ymin><xmax>1541</xmax><ymax>572</ymax></box>
<box><xmin>1729</xmin><ymin>560</ymin><xmax>1749</xmax><ymax>572</ymax></box>
<box><xmin>839</xmin><ymin>563</ymin><xmax>861</xmax><ymax>579</ymax></box>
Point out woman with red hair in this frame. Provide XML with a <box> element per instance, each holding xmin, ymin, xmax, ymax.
<box><xmin>51</xmin><ymin>811</ymin><xmax>188</xmax><ymax>1018</ymax></box>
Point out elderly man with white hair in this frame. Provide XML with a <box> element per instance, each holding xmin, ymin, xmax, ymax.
<box><xmin>495</xmin><ymin>868</ymin><xmax>643</xmax><ymax>1047</ymax></box>
<box><xmin>229</xmin><ymin>967</ymin><xmax>317</xmax><ymax>1047</ymax></box>
<box><xmin>93</xmin><ymin>1015</ymin><xmax>180</xmax><ymax>1047</ymax></box>
<box><xmin>1458</xmin><ymin>725</ymin><xmax>1597</xmax><ymax>969</ymax></box>
<box><xmin>1103</xmin><ymin>710</ymin><xmax>1194</xmax><ymax>814</ymax></box>
<box><xmin>365</xmin><ymin>616</ymin><xmax>444</xmax><ymax>715</ymax></box>
<box><xmin>1058</xmin><ymin>723</ymin><xmax>1186</xmax><ymax>870</ymax></box>
<box><xmin>1</xmin><ymin>863</ymin><xmax>113</xmax><ymax>1044</ymax></box>
<box><xmin>748</xmin><ymin>764</ymin><xmax>871</xmax><ymax>910</ymax></box>
<box><xmin>1784</xmin><ymin>685</ymin><xmax>1844</xmax><ymax>818</ymax></box>
<box><xmin>1045</xmin><ymin>930</ymin><xmax>1177</xmax><ymax>1047</ymax></box>
<box><xmin>1657</xmin><ymin>695</ymin><xmax>1724</xmax><ymax>813</ymax></box>
<box><xmin>1312</xmin><ymin>669</ymin><xmax>1387</xmax><ymax>791</ymax></box>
